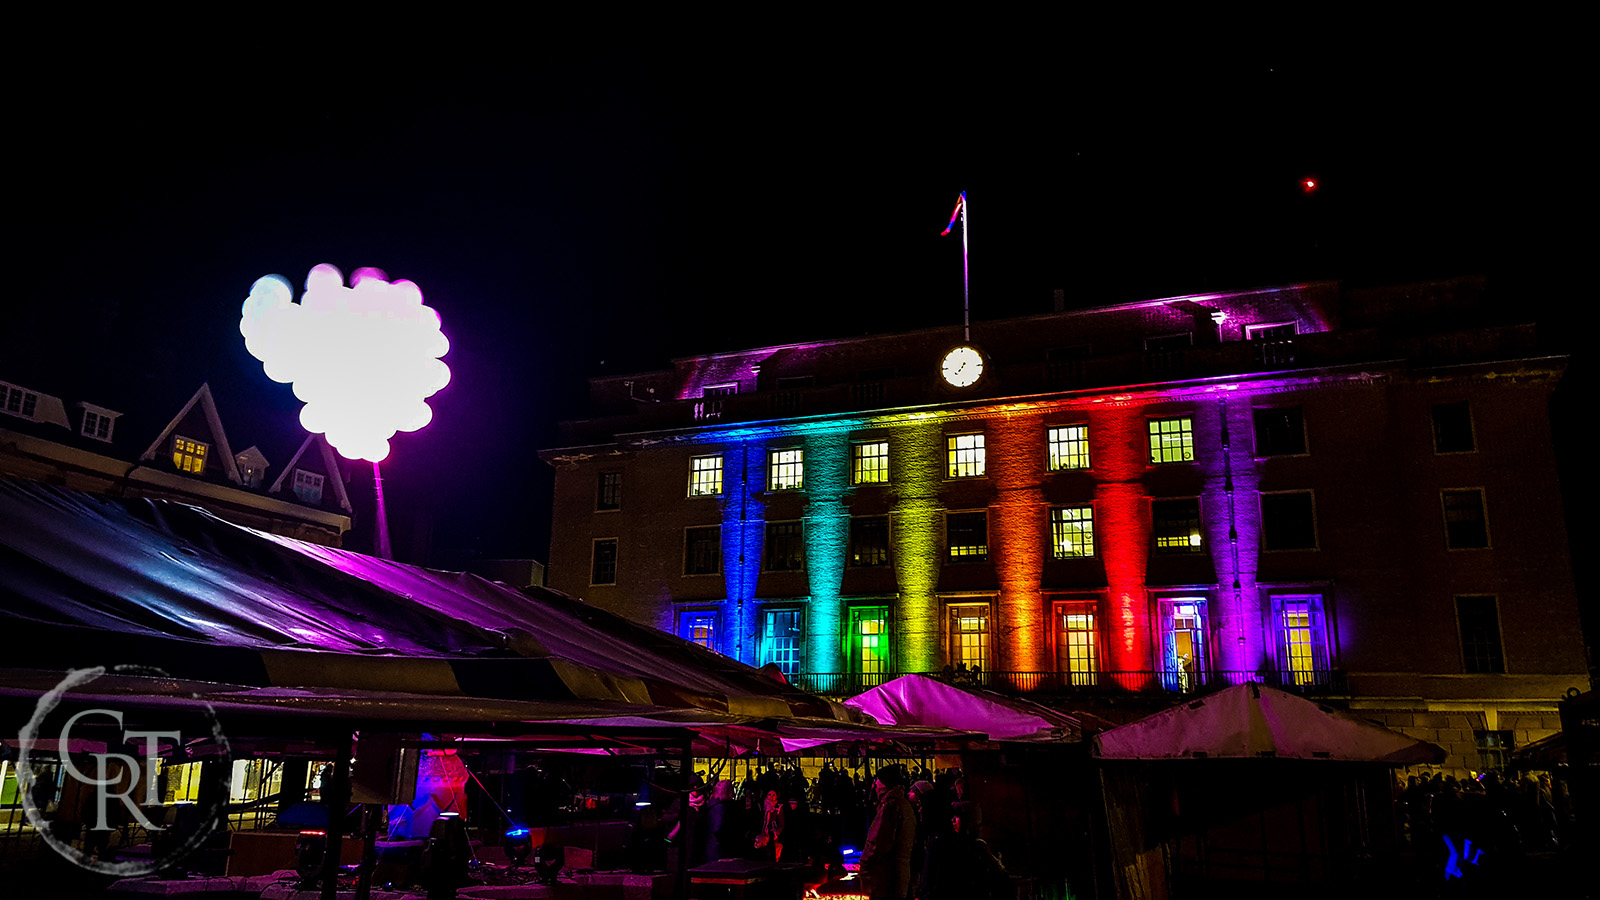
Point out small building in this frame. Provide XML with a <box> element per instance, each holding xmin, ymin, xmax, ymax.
<box><xmin>540</xmin><ymin>277</ymin><xmax>1588</xmax><ymax>773</ymax></box>
<box><xmin>0</xmin><ymin>378</ymin><xmax>351</xmax><ymax>545</ymax></box>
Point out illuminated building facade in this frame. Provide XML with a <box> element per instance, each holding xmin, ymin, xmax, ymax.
<box><xmin>542</xmin><ymin>278</ymin><xmax>1587</xmax><ymax>769</ymax></box>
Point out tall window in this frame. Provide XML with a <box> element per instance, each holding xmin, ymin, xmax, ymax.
<box><xmin>1432</xmin><ymin>401</ymin><xmax>1475</xmax><ymax>453</ymax></box>
<box><xmin>1047</xmin><ymin>425</ymin><xmax>1090</xmax><ymax>471</ymax></box>
<box><xmin>947</xmin><ymin>603</ymin><xmax>990</xmax><ymax>672</ymax></box>
<box><xmin>1055</xmin><ymin>603</ymin><xmax>1099</xmax><ymax>686</ymax></box>
<box><xmin>1260</xmin><ymin>491</ymin><xmax>1317</xmax><ymax>551</ymax></box>
<box><xmin>684</xmin><ymin>526</ymin><xmax>722</xmax><ymax>575</ymax></box>
<box><xmin>761</xmin><ymin>608</ymin><xmax>804</xmax><ymax>677</ymax></box>
<box><xmin>1148</xmin><ymin>417</ymin><xmax>1195</xmax><ymax>464</ymax></box>
<box><xmin>1456</xmin><ymin>595</ymin><xmax>1505</xmax><ymax>673</ymax></box>
<box><xmin>597</xmin><ymin>472</ymin><xmax>622</xmax><ymax>510</ymax></box>
<box><xmin>292</xmin><ymin>469</ymin><xmax>324</xmax><ymax>504</ymax></box>
<box><xmin>849</xmin><ymin>516</ymin><xmax>890</xmax><ymax>567</ymax></box>
<box><xmin>591</xmin><ymin>539</ymin><xmax>618</xmax><ymax>585</ymax></box>
<box><xmin>947</xmin><ymin>433</ymin><xmax>986</xmax><ymax>478</ymax></box>
<box><xmin>853</xmin><ymin>441</ymin><xmax>889</xmax><ymax>484</ymax></box>
<box><xmin>946</xmin><ymin>511</ymin><xmax>989</xmax><ymax>562</ymax></box>
<box><xmin>1442</xmin><ymin>489</ymin><xmax>1489</xmax><ymax>549</ymax></box>
<box><xmin>1152</xmin><ymin>499</ymin><xmax>1203</xmax><ymax>553</ymax></box>
<box><xmin>1274</xmin><ymin>595</ymin><xmax>1328</xmax><ymax>686</ymax></box>
<box><xmin>1160</xmin><ymin>598</ymin><xmax>1208</xmax><ymax>691</ymax></box>
<box><xmin>173</xmin><ymin>436</ymin><xmax>208</xmax><ymax>474</ymax></box>
<box><xmin>689</xmin><ymin>455</ymin><xmax>723</xmax><ymax>497</ymax></box>
<box><xmin>850</xmin><ymin>607</ymin><xmax>890</xmax><ymax>685</ymax></box>
<box><xmin>1050</xmin><ymin>506</ymin><xmax>1095</xmax><ymax>558</ymax></box>
<box><xmin>765</xmin><ymin>521</ymin><xmax>805</xmax><ymax>571</ymax></box>
<box><xmin>679</xmin><ymin>611</ymin><xmax>718</xmax><ymax>653</ymax></box>
<box><xmin>1253</xmin><ymin>407</ymin><xmax>1306</xmax><ymax>456</ymax></box>
<box><xmin>769</xmin><ymin>448</ymin><xmax>804</xmax><ymax>491</ymax></box>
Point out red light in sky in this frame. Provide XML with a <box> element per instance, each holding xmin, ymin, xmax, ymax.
<box><xmin>1302</xmin><ymin>177</ymin><xmax>1318</xmax><ymax>193</ymax></box>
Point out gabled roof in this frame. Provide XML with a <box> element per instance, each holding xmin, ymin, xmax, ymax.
<box><xmin>268</xmin><ymin>433</ymin><xmax>353</xmax><ymax>513</ymax></box>
<box><xmin>139</xmin><ymin>383</ymin><xmax>243</xmax><ymax>484</ymax></box>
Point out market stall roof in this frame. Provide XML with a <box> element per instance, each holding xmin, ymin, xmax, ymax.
<box><xmin>1092</xmin><ymin>682</ymin><xmax>1445</xmax><ymax>764</ymax></box>
<box><xmin>0</xmin><ymin>477</ymin><xmax>857</xmax><ymax>726</ymax></box>
<box><xmin>844</xmin><ymin>674</ymin><xmax>1085</xmax><ymax>742</ymax></box>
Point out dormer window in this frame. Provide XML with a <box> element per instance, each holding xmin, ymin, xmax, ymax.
<box><xmin>3</xmin><ymin>385</ymin><xmax>39</xmax><ymax>420</ymax></box>
<box><xmin>293</xmin><ymin>469</ymin><xmax>325</xmax><ymax>504</ymax></box>
<box><xmin>79</xmin><ymin>406</ymin><xmax>118</xmax><ymax>442</ymax></box>
<box><xmin>172</xmin><ymin>436</ymin><xmax>208</xmax><ymax>474</ymax></box>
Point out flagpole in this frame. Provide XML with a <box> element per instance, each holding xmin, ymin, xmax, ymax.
<box><xmin>961</xmin><ymin>193</ymin><xmax>970</xmax><ymax>343</ymax></box>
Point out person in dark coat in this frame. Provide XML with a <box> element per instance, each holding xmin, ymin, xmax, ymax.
<box><xmin>921</xmin><ymin>801</ymin><xmax>1007</xmax><ymax>900</ymax></box>
<box><xmin>861</xmin><ymin>766</ymin><xmax>916</xmax><ymax>900</ymax></box>
<box><xmin>705</xmin><ymin>780</ymin><xmax>743</xmax><ymax>861</ymax></box>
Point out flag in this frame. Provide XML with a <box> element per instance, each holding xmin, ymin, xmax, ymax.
<box><xmin>940</xmin><ymin>192</ymin><xmax>966</xmax><ymax>236</ymax></box>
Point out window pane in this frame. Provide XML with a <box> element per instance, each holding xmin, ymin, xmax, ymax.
<box><xmin>1253</xmin><ymin>407</ymin><xmax>1306</xmax><ymax>456</ymax></box>
<box><xmin>1432</xmin><ymin>401</ymin><xmax>1475</xmax><ymax>453</ymax></box>
<box><xmin>1152</xmin><ymin>499</ymin><xmax>1203</xmax><ymax>553</ymax></box>
<box><xmin>762</xmin><ymin>608</ymin><xmax>804</xmax><ymax>676</ymax></box>
<box><xmin>769</xmin><ymin>448</ymin><xmax>804</xmax><ymax>491</ymax></box>
<box><xmin>1050</xmin><ymin>506</ymin><xmax>1095</xmax><ymax>558</ymax></box>
<box><xmin>1056</xmin><ymin>607</ymin><xmax>1099</xmax><ymax>686</ymax></box>
<box><xmin>1457</xmin><ymin>595</ymin><xmax>1504</xmax><ymax>673</ymax></box>
<box><xmin>1276</xmin><ymin>595</ymin><xmax>1325</xmax><ymax>685</ymax></box>
<box><xmin>850</xmin><ymin>607</ymin><xmax>890</xmax><ymax>684</ymax></box>
<box><xmin>947</xmin><ymin>434</ymin><xmax>986</xmax><ymax>478</ymax></box>
<box><xmin>849</xmin><ymin>517</ymin><xmax>890</xmax><ymax>567</ymax></box>
<box><xmin>948</xmin><ymin>604</ymin><xmax>990</xmax><ymax>671</ymax></box>
<box><xmin>684</xmin><ymin>526</ymin><xmax>722</xmax><ymax>575</ymax></box>
<box><xmin>853</xmin><ymin>442</ymin><xmax>889</xmax><ymax>484</ymax></box>
<box><xmin>765</xmin><ymin>521</ymin><xmax>805</xmax><ymax>571</ymax></box>
<box><xmin>1148</xmin><ymin>417</ymin><xmax>1195</xmax><ymax>464</ymax></box>
<box><xmin>1160</xmin><ymin>599</ymin><xmax>1208</xmax><ymax>691</ymax></box>
<box><xmin>597</xmin><ymin>472</ymin><xmax>622</xmax><ymax>510</ymax></box>
<box><xmin>689</xmin><ymin>455</ymin><xmax>723</xmax><ymax>496</ymax></box>
<box><xmin>1047</xmin><ymin>425</ymin><xmax>1090</xmax><ymax>471</ymax></box>
<box><xmin>946</xmin><ymin>511</ymin><xmax>989</xmax><ymax>561</ymax></box>
<box><xmin>1443</xmin><ymin>489</ymin><xmax>1489</xmax><ymax>548</ymax></box>
<box><xmin>592</xmin><ymin>539</ymin><xmax>618</xmax><ymax>584</ymax></box>
<box><xmin>680</xmin><ymin>612</ymin><xmax>717</xmax><ymax>653</ymax></box>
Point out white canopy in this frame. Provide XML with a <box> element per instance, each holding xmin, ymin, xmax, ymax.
<box><xmin>844</xmin><ymin>674</ymin><xmax>1082</xmax><ymax>742</ymax></box>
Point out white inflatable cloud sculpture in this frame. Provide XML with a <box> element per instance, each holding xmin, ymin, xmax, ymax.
<box><xmin>240</xmin><ymin>264</ymin><xmax>451</xmax><ymax>463</ymax></box>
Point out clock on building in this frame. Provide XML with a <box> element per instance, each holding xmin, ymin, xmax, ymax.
<box><xmin>941</xmin><ymin>345</ymin><xmax>984</xmax><ymax>387</ymax></box>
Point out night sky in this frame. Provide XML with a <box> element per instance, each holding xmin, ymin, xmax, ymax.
<box><xmin>5</xmin><ymin>39</ymin><xmax>1581</xmax><ymax>566</ymax></box>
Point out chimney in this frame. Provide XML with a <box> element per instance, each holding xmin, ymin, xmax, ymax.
<box><xmin>1053</xmin><ymin>288</ymin><xmax>1066</xmax><ymax>313</ymax></box>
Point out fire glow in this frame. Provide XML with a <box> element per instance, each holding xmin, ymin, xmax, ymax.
<box><xmin>240</xmin><ymin>264</ymin><xmax>451</xmax><ymax>462</ymax></box>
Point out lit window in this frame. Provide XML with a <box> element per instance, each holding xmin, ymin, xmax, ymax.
<box><xmin>850</xmin><ymin>606</ymin><xmax>891</xmax><ymax>686</ymax></box>
<box><xmin>1442</xmin><ymin>489</ymin><xmax>1489</xmax><ymax>549</ymax></box>
<box><xmin>81</xmin><ymin>410</ymin><xmax>113</xmax><ymax>441</ymax></box>
<box><xmin>684</xmin><ymin>526</ymin><xmax>721</xmax><ymax>575</ymax></box>
<box><xmin>173</xmin><ymin>436</ymin><xmax>209</xmax><ymax>474</ymax></box>
<box><xmin>946</xmin><ymin>511</ymin><xmax>988</xmax><ymax>562</ymax></box>
<box><xmin>947</xmin><ymin>603</ymin><xmax>990</xmax><ymax>672</ymax></box>
<box><xmin>1253</xmin><ymin>407</ymin><xmax>1306</xmax><ymax>456</ymax></box>
<box><xmin>1055</xmin><ymin>603</ymin><xmax>1099</xmax><ymax>686</ymax></box>
<box><xmin>597</xmin><ymin>472</ymin><xmax>621</xmax><ymax>510</ymax></box>
<box><xmin>1432</xmin><ymin>401</ymin><xmax>1475</xmax><ymax>453</ymax></box>
<box><xmin>769</xmin><ymin>448</ymin><xmax>804</xmax><ymax>491</ymax></box>
<box><xmin>1152</xmin><ymin>499</ymin><xmax>1203</xmax><ymax>553</ymax></box>
<box><xmin>1274</xmin><ymin>595</ymin><xmax>1328</xmax><ymax>686</ymax></box>
<box><xmin>1148</xmin><ymin>417</ymin><xmax>1194</xmax><ymax>464</ymax></box>
<box><xmin>1047</xmin><ymin>425</ymin><xmax>1090</xmax><ymax>471</ymax></box>
<box><xmin>765</xmin><ymin>520</ymin><xmax>805</xmax><ymax>571</ymax></box>
<box><xmin>1050</xmin><ymin>506</ymin><xmax>1095</xmax><ymax>558</ymax></box>
<box><xmin>852</xmin><ymin>442</ymin><xmax>889</xmax><ymax>484</ymax></box>
<box><xmin>1160</xmin><ymin>598</ymin><xmax>1208</xmax><ymax>692</ymax></box>
<box><xmin>849</xmin><ymin>516</ymin><xmax>890</xmax><ymax>567</ymax></box>
<box><xmin>688</xmin><ymin>455</ymin><xmax>723</xmax><ymax>497</ymax></box>
<box><xmin>591</xmin><ymin>539</ymin><xmax>618</xmax><ymax>585</ymax></box>
<box><xmin>1474</xmin><ymin>730</ymin><xmax>1512</xmax><ymax>771</ymax></box>
<box><xmin>761</xmin><ymin>608</ymin><xmax>804</xmax><ymax>677</ymax></box>
<box><xmin>1456</xmin><ymin>595</ymin><xmax>1504</xmax><ymax>674</ymax></box>
<box><xmin>947</xmin><ymin>433</ymin><xmax>986</xmax><ymax>478</ymax></box>
<box><xmin>1260</xmin><ymin>491</ymin><xmax>1317</xmax><ymax>550</ymax></box>
<box><xmin>679</xmin><ymin>611</ymin><xmax>718</xmax><ymax>653</ymax></box>
<box><xmin>292</xmin><ymin>469</ymin><xmax>324</xmax><ymax>504</ymax></box>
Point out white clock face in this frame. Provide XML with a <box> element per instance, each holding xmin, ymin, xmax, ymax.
<box><xmin>941</xmin><ymin>346</ymin><xmax>984</xmax><ymax>387</ymax></box>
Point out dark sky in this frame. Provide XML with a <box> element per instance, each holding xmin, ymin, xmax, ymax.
<box><xmin>5</xmin><ymin>38</ymin><xmax>1580</xmax><ymax>563</ymax></box>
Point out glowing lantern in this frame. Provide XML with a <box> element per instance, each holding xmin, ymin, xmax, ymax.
<box><xmin>240</xmin><ymin>264</ymin><xmax>450</xmax><ymax>462</ymax></box>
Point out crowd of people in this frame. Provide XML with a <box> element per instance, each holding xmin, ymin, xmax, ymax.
<box><xmin>1395</xmin><ymin>770</ymin><xmax>1573</xmax><ymax>881</ymax></box>
<box><xmin>665</xmin><ymin>761</ymin><xmax>1012</xmax><ymax>900</ymax></box>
